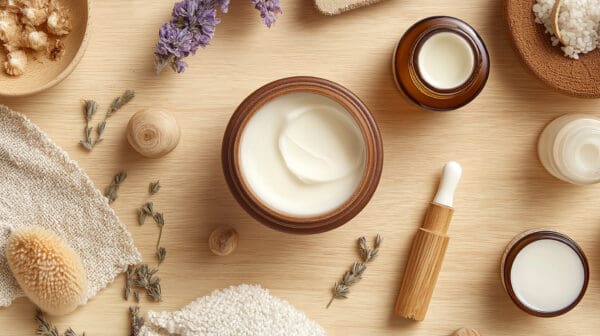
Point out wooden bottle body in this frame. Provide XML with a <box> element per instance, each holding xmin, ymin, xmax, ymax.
<box><xmin>394</xmin><ymin>204</ymin><xmax>453</xmax><ymax>321</ymax></box>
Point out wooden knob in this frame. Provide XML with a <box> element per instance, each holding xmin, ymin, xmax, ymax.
<box><xmin>453</xmin><ymin>328</ymin><xmax>481</xmax><ymax>336</ymax></box>
<box><xmin>126</xmin><ymin>108</ymin><xmax>180</xmax><ymax>158</ymax></box>
<box><xmin>208</xmin><ymin>226</ymin><xmax>238</xmax><ymax>256</ymax></box>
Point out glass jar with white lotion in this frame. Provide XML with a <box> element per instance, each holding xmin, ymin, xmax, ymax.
<box><xmin>393</xmin><ymin>16</ymin><xmax>490</xmax><ymax>111</ymax></box>
<box><xmin>538</xmin><ymin>114</ymin><xmax>600</xmax><ymax>185</ymax></box>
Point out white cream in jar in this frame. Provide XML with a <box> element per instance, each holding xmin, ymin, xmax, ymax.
<box><xmin>538</xmin><ymin>114</ymin><xmax>600</xmax><ymax>184</ymax></box>
<box><xmin>417</xmin><ymin>31</ymin><xmax>475</xmax><ymax>90</ymax></box>
<box><xmin>510</xmin><ymin>239</ymin><xmax>585</xmax><ymax>313</ymax></box>
<box><xmin>239</xmin><ymin>92</ymin><xmax>366</xmax><ymax>217</ymax></box>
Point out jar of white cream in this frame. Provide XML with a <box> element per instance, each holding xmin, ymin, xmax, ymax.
<box><xmin>501</xmin><ymin>229</ymin><xmax>589</xmax><ymax>317</ymax></box>
<box><xmin>222</xmin><ymin>77</ymin><xmax>383</xmax><ymax>234</ymax></box>
<box><xmin>538</xmin><ymin>114</ymin><xmax>600</xmax><ymax>184</ymax></box>
<box><xmin>393</xmin><ymin>16</ymin><xmax>490</xmax><ymax>111</ymax></box>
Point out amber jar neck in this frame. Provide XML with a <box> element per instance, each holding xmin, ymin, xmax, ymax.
<box><xmin>393</xmin><ymin>16</ymin><xmax>490</xmax><ymax>111</ymax></box>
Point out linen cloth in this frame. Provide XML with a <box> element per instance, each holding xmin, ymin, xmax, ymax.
<box><xmin>0</xmin><ymin>105</ymin><xmax>141</xmax><ymax>306</ymax></box>
<box><xmin>139</xmin><ymin>284</ymin><xmax>326</xmax><ymax>336</ymax></box>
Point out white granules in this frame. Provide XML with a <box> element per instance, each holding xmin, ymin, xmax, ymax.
<box><xmin>533</xmin><ymin>0</ymin><xmax>600</xmax><ymax>59</ymax></box>
<box><xmin>139</xmin><ymin>284</ymin><xmax>327</xmax><ymax>336</ymax></box>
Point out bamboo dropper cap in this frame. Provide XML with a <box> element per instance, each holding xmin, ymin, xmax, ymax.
<box><xmin>395</xmin><ymin>161</ymin><xmax>462</xmax><ymax>321</ymax></box>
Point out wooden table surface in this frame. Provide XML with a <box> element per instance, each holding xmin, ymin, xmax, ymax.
<box><xmin>2</xmin><ymin>0</ymin><xmax>600</xmax><ymax>335</ymax></box>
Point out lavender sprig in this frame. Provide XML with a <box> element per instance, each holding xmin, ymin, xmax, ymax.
<box><xmin>154</xmin><ymin>0</ymin><xmax>281</xmax><ymax>74</ymax></box>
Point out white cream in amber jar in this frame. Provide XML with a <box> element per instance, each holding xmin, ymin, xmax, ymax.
<box><xmin>239</xmin><ymin>92</ymin><xmax>366</xmax><ymax>217</ymax></box>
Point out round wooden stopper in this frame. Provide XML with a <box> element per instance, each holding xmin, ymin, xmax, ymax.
<box><xmin>127</xmin><ymin>108</ymin><xmax>180</xmax><ymax>158</ymax></box>
<box><xmin>453</xmin><ymin>328</ymin><xmax>481</xmax><ymax>336</ymax></box>
<box><xmin>208</xmin><ymin>226</ymin><xmax>239</xmax><ymax>256</ymax></box>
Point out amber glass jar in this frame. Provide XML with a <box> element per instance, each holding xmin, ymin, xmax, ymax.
<box><xmin>393</xmin><ymin>16</ymin><xmax>490</xmax><ymax>111</ymax></box>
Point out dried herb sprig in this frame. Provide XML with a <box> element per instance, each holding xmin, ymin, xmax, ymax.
<box><xmin>149</xmin><ymin>180</ymin><xmax>161</xmax><ymax>194</ymax></box>
<box><xmin>138</xmin><ymin>202</ymin><xmax>154</xmax><ymax>225</ymax></box>
<box><xmin>129</xmin><ymin>306</ymin><xmax>144</xmax><ymax>336</ymax></box>
<box><xmin>36</xmin><ymin>310</ymin><xmax>84</xmax><ymax>336</ymax></box>
<box><xmin>77</xmin><ymin>90</ymin><xmax>135</xmax><ymax>151</ymax></box>
<box><xmin>105</xmin><ymin>171</ymin><xmax>127</xmax><ymax>203</ymax></box>
<box><xmin>125</xmin><ymin>264</ymin><xmax>162</xmax><ymax>302</ymax></box>
<box><xmin>96</xmin><ymin>90</ymin><xmax>135</xmax><ymax>144</ymax></box>
<box><xmin>326</xmin><ymin>234</ymin><xmax>382</xmax><ymax>308</ymax></box>
<box><xmin>79</xmin><ymin>100</ymin><xmax>98</xmax><ymax>151</ymax></box>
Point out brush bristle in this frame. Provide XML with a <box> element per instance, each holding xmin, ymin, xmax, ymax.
<box><xmin>6</xmin><ymin>226</ymin><xmax>87</xmax><ymax>316</ymax></box>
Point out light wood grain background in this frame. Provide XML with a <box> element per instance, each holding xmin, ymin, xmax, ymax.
<box><xmin>1</xmin><ymin>0</ymin><xmax>600</xmax><ymax>335</ymax></box>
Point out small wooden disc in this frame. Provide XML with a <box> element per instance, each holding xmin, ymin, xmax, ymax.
<box><xmin>453</xmin><ymin>328</ymin><xmax>481</xmax><ymax>336</ymax></box>
<box><xmin>504</xmin><ymin>0</ymin><xmax>600</xmax><ymax>98</ymax></box>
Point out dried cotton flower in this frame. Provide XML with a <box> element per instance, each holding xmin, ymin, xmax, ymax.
<box><xmin>4</xmin><ymin>49</ymin><xmax>27</xmax><ymax>76</ymax></box>
<box><xmin>0</xmin><ymin>10</ymin><xmax>20</xmax><ymax>42</ymax></box>
<box><xmin>46</xmin><ymin>10</ymin><xmax>69</xmax><ymax>35</ymax></box>
<box><xmin>20</xmin><ymin>5</ymin><xmax>48</xmax><ymax>26</ymax></box>
<box><xmin>22</xmin><ymin>27</ymin><xmax>48</xmax><ymax>50</ymax></box>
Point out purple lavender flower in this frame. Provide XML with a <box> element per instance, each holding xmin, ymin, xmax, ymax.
<box><xmin>154</xmin><ymin>0</ymin><xmax>281</xmax><ymax>75</ymax></box>
<box><xmin>251</xmin><ymin>0</ymin><xmax>282</xmax><ymax>28</ymax></box>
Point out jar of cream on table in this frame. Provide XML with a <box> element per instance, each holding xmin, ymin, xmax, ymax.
<box><xmin>538</xmin><ymin>114</ymin><xmax>600</xmax><ymax>185</ymax></box>
<box><xmin>393</xmin><ymin>16</ymin><xmax>490</xmax><ymax>111</ymax></box>
<box><xmin>222</xmin><ymin>77</ymin><xmax>383</xmax><ymax>234</ymax></box>
<box><xmin>501</xmin><ymin>229</ymin><xmax>589</xmax><ymax>317</ymax></box>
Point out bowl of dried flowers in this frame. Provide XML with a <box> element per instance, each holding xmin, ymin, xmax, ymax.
<box><xmin>0</xmin><ymin>0</ymin><xmax>89</xmax><ymax>97</ymax></box>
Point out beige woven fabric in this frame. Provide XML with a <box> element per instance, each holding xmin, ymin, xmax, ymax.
<box><xmin>0</xmin><ymin>105</ymin><xmax>141</xmax><ymax>307</ymax></box>
<box><xmin>139</xmin><ymin>284</ymin><xmax>326</xmax><ymax>336</ymax></box>
<box><xmin>314</xmin><ymin>0</ymin><xmax>385</xmax><ymax>15</ymax></box>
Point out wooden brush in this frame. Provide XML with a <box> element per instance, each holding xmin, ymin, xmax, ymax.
<box><xmin>6</xmin><ymin>226</ymin><xmax>87</xmax><ymax>316</ymax></box>
<box><xmin>394</xmin><ymin>161</ymin><xmax>462</xmax><ymax>321</ymax></box>
<box><xmin>314</xmin><ymin>0</ymin><xmax>386</xmax><ymax>15</ymax></box>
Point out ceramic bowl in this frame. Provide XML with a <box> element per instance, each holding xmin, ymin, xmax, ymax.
<box><xmin>0</xmin><ymin>0</ymin><xmax>90</xmax><ymax>97</ymax></box>
<box><xmin>222</xmin><ymin>76</ymin><xmax>384</xmax><ymax>234</ymax></box>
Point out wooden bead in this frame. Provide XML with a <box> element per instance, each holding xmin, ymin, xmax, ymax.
<box><xmin>208</xmin><ymin>226</ymin><xmax>238</xmax><ymax>256</ymax></box>
<box><xmin>453</xmin><ymin>328</ymin><xmax>481</xmax><ymax>336</ymax></box>
<box><xmin>126</xmin><ymin>108</ymin><xmax>180</xmax><ymax>159</ymax></box>
<box><xmin>6</xmin><ymin>226</ymin><xmax>87</xmax><ymax>316</ymax></box>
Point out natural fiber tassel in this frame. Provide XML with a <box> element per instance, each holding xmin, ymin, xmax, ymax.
<box><xmin>6</xmin><ymin>226</ymin><xmax>87</xmax><ymax>316</ymax></box>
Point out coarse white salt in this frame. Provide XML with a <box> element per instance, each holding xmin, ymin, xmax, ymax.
<box><xmin>533</xmin><ymin>0</ymin><xmax>600</xmax><ymax>59</ymax></box>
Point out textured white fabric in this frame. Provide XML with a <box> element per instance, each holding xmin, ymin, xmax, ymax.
<box><xmin>139</xmin><ymin>284</ymin><xmax>327</xmax><ymax>336</ymax></box>
<box><xmin>0</xmin><ymin>105</ymin><xmax>141</xmax><ymax>307</ymax></box>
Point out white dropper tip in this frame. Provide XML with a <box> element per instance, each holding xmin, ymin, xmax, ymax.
<box><xmin>432</xmin><ymin>161</ymin><xmax>462</xmax><ymax>208</ymax></box>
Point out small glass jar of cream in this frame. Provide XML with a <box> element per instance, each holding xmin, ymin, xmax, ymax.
<box><xmin>393</xmin><ymin>16</ymin><xmax>490</xmax><ymax>111</ymax></box>
<box><xmin>538</xmin><ymin>114</ymin><xmax>600</xmax><ymax>185</ymax></box>
<box><xmin>222</xmin><ymin>76</ymin><xmax>383</xmax><ymax>234</ymax></box>
<box><xmin>501</xmin><ymin>229</ymin><xmax>589</xmax><ymax>317</ymax></box>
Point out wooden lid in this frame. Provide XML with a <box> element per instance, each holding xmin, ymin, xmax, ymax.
<box><xmin>504</xmin><ymin>0</ymin><xmax>600</xmax><ymax>98</ymax></box>
<box><xmin>222</xmin><ymin>76</ymin><xmax>383</xmax><ymax>234</ymax></box>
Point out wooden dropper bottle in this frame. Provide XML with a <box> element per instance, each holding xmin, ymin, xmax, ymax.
<box><xmin>395</xmin><ymin>161</ymin><xmax>462</xmax><ymax>321</ymax></box>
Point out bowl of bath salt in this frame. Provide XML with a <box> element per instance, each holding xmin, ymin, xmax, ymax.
<box><xmin>504</xmin><ymin>0</ymin><xmax>600</xmax><ymax>98</ymax></box>
<box><xmin>0</xmin><ymin>0</ymin><xmax>90</xmax><ymax>97</ymax></box>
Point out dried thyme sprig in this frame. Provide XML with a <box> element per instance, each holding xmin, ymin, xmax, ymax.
<box><xmin>105</xmin><ymin>171</ymin><xmax>127</xmax><ymax>203</ymax></box>
<box><xmin>79</xmin><ymin>100</ymin><xmax>98</xmax><ymax>151</ymax></box>
<box><xmin>124</xmin><ymin>264</ymin><xmax>162</xmax><ymax>302</ymax></box>
<box><xmin>156</xmin><ymin>247</ymin><xmax>166</xmax><ymax>265</ymax></box>
<box><xmin>35</xmin><ymin>310</ymin><xmax>59</xmax><ymax>336</ymax></box>
<box><xmin>326</xmin><ymin>234</ymin><xmax>382</xmax><ymax>308</ymax></box>
<box><xmin>64</xmin><ymin>328</ymin><xmax>85</xmax><ymax>336</ymax></box>
<box><xmin>149</xmin><ymin>180</ymin><xmax>161</xmax><ymax>194</ymax></box>
<box><xmin>96</xmin><ymin>90</ymin><xmax>135</xmax><ymax>144</ymax></box>
<box><xmin>138</xmin><ymin>202</ymin><xmax>154</xmax><ymax>225</ymax></box>
<box><xmin>129</xmin><ymin>306</ymin><xmax>144</xmax><ymax>336</ymax></box>
<box><xmin>35</xmin><ymin>310</ymin><xmax>84</xmax><ymax>336</ymax></box>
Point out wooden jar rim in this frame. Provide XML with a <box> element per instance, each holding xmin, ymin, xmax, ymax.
<box><xmin>501</xmin><ymin>229</ymin><xmax>589</xmax><ymax>317</ymax></box>
<box><xmin>393</xmin><ymin>16</ymin><xmax>490</xmax><ymax>111</ymax></box>
<box><xmin>221</xmin><ymin>76</ymin><xmax>383</xmax><ymax>234</ymax></box>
